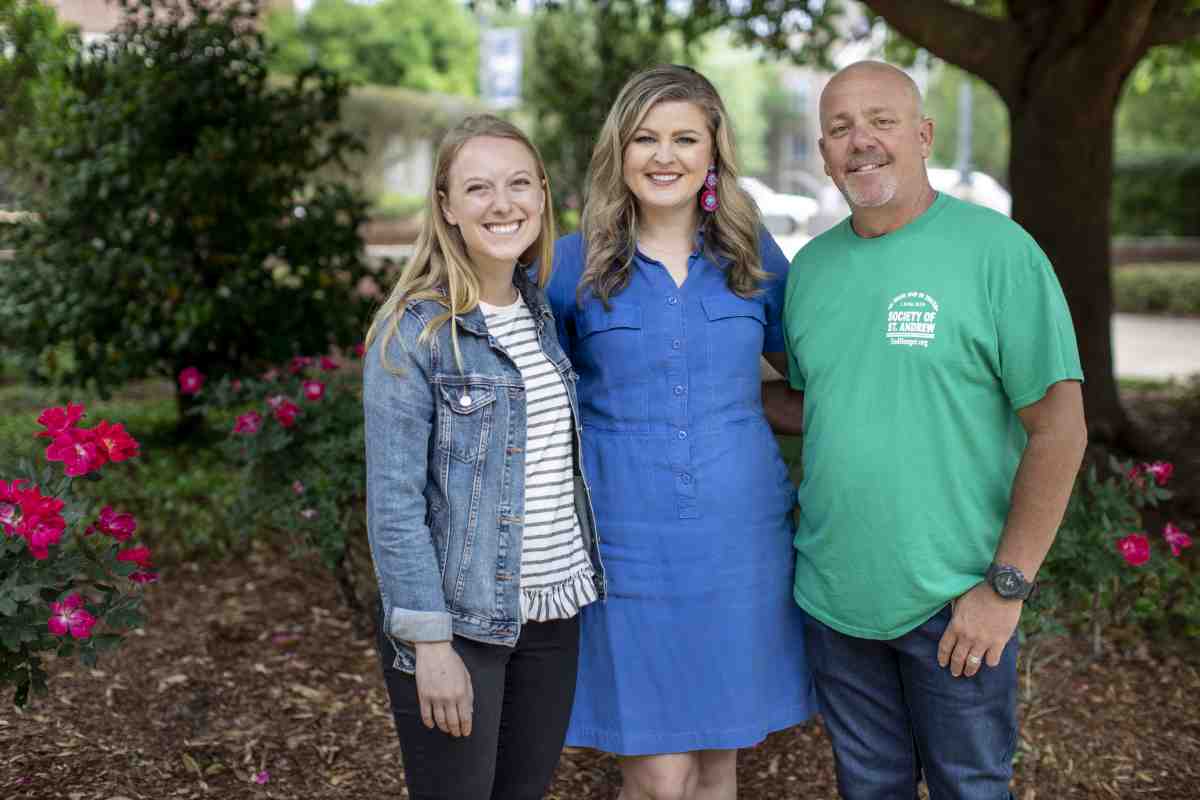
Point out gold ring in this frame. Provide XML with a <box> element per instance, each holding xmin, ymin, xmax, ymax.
<box><xmin>967</xmin><ymin>655</ymin><xmax>982</xmax><ymax>665</ymax></box>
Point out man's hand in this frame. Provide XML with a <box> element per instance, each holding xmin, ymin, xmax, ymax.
<box><xmin>937</xmin><ymin>582</ymin><xmax>1022</xmax><ymax>678</ymax></box>
<box><xmin>414</xmin><ymin>641</ymin><xmax>474</xmax><ymax>737</ymax></box>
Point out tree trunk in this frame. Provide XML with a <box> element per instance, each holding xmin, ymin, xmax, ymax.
<box><xmin>1007</xmin><ymin>77</ymin><xmax>1132</xmax><ymax>447</ymax></box>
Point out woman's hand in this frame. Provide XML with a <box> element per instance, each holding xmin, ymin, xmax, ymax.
<box><xmin>413</xmin><ymin>641</ymin><xmax>474</xmax><ymax>737</ymax></box>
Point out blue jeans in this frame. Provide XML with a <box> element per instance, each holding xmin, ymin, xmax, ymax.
<box><xmin>804</xmin><ymin>605</ymin><xmax>1018</xmax><ymax>800</ymax></box>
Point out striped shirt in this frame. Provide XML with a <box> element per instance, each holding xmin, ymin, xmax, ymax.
<box><xmin>479</xmin><ymin>294</ymin><xmax>598</xmax><ymax>623</ymax></box>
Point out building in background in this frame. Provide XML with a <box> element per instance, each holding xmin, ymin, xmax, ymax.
<box><xmin>46</xmin><ymin>0</ymin><xmax>294</xmax><ymax>42</ymax></box>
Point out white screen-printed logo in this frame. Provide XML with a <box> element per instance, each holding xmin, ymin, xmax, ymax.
<box><xmin>885</xmin><ymin>291</ymin><xmax>939</xmax><ymax>349</ymax></box>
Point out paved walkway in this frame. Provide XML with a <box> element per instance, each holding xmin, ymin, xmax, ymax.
<box><xmin>1114</xmin><ymin>313</ymin><xmax>1200</xmax><ymax>380</ymax></box>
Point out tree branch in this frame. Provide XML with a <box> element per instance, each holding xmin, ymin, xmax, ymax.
<box><xmin>860</xmin><ymin>0</ymin><xmax>1026</xmax><ymax>105</ymax></box>
<box><xmin>1083</xmin><ymin>0</ymin><xmax>1156</xmax><ymax>74</ymax></box>
<box><xmin>1144</xmin><ymin>6</ymin><xmax>1200</xmax><ymax>47</ymax></box>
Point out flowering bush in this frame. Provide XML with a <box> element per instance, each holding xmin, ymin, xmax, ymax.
<box><xmin>1</xmin><ymin>404</ymin><xmax>154</xmax><ymax>705</ymax></box>
<box><xmin>1029</xmin><ymin>457</ymin><xmax>1197</xmax><ymax>652</ymax></box>
<box><xmin>186</xmin><ymin>352</ymin><xmax>373</xmax><ymax>632</ymax></box>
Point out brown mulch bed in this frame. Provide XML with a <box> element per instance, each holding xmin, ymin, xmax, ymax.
<box><xmin>2</xmin><ymin>541</ymin><xmax>1198</xmax><ymax>800</ymax></box>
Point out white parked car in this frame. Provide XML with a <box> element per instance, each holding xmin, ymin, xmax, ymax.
<box><xmin>738</xmin><ymin>177</ymin><xmax>818</xmax><ymax>260</ymax></box>
<box><xmin>738</xmin><ymin>177</ymin><xmax>818</xmax><ymax>231</ymax></box>
<box><xmin>927</xmin><ymin>167</ymin><xmax>1011</xmax><ymax>216</ymax></box>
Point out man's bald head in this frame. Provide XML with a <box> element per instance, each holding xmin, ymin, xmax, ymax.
<box><xmin>816</xmin><ymin>60</ymin><xmax>935</xmax><ymax>230</ymax></box>
<box><xmin>821</xmin><ymin>61</ymin><xmax>924</xmax><ymax>127</ymax></box>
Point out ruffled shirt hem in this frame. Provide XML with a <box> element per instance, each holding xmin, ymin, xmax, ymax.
<box><xmin>521</xmin><ymin>565</ymin><xmax>598</xmax><ymax>623</ymax></box>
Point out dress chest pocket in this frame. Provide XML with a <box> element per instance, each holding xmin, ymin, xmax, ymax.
<box><xmin>576</xmin><ymin>304</ymin><xmax>643</xmax><ymax>369</ymax></box>
<box><xmin>436</xmin><ymin>380</ymin><xmax>498</xmax><ymax>464</ymax></box>
<box><xmin>702</xmin><ymin>294</ymin><xmax>766</xmax><ymax>380</ymax></box>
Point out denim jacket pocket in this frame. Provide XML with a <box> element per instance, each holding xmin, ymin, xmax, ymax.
<box><xmin>436</xmin><ymin>380</ymin><xmax>498</xmax><ymax>463</ymax></box>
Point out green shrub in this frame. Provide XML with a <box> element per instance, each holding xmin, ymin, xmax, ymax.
<box><xmin>1112</xmin><ymin>155</ymin><xmax>1200</xmax><ymax>237</ymax></box>
<box><xmin>191</xmin><ymin>353</ymin><xmax>374</xmax><ymax>633</ymax></box>
<box><xmin>1025</xmin><ymin>457</ymin><xmax>1197</xmax><ymax>650</ymax></box>
<box><xmin>0</xmin><ymin>0</ymin><xmax>374</xmax><ymax>428</ymax></box>
<box><xmin>1112</xmin><ymin>264</ymin><xmax>1200</xmax><ymax>316</ymax></box>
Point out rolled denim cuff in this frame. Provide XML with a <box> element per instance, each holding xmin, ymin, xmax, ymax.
<box><xmin>389</xmin><ymin>607</ymin><xmax>453</xmax><ymax>642</ymax></box>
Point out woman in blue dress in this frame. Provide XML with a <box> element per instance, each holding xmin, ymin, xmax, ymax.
<box><xmin>546</xmin><ymin>65</ymin><xmax>815</xmax><ymax>799</ymax></box>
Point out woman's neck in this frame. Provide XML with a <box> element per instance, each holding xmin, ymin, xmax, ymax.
<box><xmin>637</xmin><ymin>202</ymin><xmax>700</xmax><ymax>253</ymax></box>
<box><xmin>474</xmin><ymin>259</ymin><xmax>519</xmax><ymax>306</ymax></box>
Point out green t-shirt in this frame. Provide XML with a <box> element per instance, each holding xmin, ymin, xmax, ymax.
<box><xmin>783</xmin><ymin>192</ymin><xmax>1083</xmax><ymax>640</ymax></box>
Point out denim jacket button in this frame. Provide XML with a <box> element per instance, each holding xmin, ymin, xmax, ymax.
<box><xmin>460</xmin><ymin>394</ymin><xmax>473</xmax><ymax>408</ymax></box>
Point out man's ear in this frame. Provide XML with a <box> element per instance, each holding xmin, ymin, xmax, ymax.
<box><xmin>919</xmin><ymin>118</ymin><xmax>934</xmax><ymax>159</ymax></box>
<box><xmin>439</xmin><ymin>191</ymin><xmax>457</xmax><ymax>227</ymax></box>
<box><xmin>818</xmin><ymin>138</ymin><xmax>831</xmax><ymax>177</ymax></box>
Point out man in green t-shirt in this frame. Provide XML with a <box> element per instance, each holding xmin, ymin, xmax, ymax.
<box><xmin>781</xmin><ymin>61</ymin><xmax>1087</xmax><ymax>799</ymax></box>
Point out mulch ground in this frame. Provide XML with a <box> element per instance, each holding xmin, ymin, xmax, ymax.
<box><xmin>2</xmin><ymin>541</ymin><xmax>1198</xmax><ymax>800</ymax></box>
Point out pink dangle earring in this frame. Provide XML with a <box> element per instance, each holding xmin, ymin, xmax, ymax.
<box><xmin>699</xmin><ymin>166</ymin><xmax>719</xmax><ymax>213</ymax></box>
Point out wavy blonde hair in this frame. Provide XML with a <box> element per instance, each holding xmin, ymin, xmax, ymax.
<box><xmin>581</xmin><ymin>65</ymin><xmax>766</xmax><ymax>304</ymax></box>
<box><xmin>364</xmin><ymin>115</ymin><xmax>556</xmax><ymax>369</ymax></box>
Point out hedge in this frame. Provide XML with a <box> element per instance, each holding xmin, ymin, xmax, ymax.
<box><xmin>1112</xmin><ymin>155</ymin><xmax>1200</xmax><ymax>237</ymax></box>
<box><xmin>1113</xmin><ymin>264</ymin><xmax>1200</xmax><ymax>316</ymax></box>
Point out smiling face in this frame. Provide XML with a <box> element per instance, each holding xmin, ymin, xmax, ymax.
<box><xmin>818</xmin><ymin>63</ymin><xmax>933</xmax><ymax>213</ymax></box>
<box><xmin>621</xmin><ymin>100</ymin><xmax>714</xmax><ymax>217</ymax></box>
<box><xmin>440</xmin><ymin>135</ymin><xmax>545</xmax><ymax>274</ymax></box>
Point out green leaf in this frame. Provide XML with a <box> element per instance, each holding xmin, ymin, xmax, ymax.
<box><xmin>92</xmin><ymin>633</ymin><xmax>122</xmax><ymax>652</ymax></box>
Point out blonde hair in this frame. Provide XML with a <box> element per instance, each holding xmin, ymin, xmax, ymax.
<box><xmin>581</xmin><ymin>65</ymin><xmax>767</xmax><ymax>304</ymax></box>
<box><xmin>364</xmin><ymin>115</ymin><xmax>556</xmax><ymax>369</ymax></box>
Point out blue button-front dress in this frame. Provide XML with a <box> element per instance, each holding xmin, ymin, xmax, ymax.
<box><xmin>547</xmin><ymin>230</ymin><xmax>815</xmax><ymax>755</ymax></box>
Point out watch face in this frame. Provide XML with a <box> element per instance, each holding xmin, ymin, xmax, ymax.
<box><xmin>997</xmin><ymin>572</ymin><xmax>1020</xmax><ymax>595</ymax></box>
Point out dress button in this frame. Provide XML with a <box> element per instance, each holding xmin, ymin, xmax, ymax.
<box><xmin>676</xmin><ymin>430</ymin><xmax>687</xmax><ymax>440</ymax></box>
<box><xmin>680</xmin><ymin>473</ymin><xmax>692</xmax><ymax>484</ymax></box>
<box><xmin>667</xmin><ymin>295</ymin><xmax>679</xmax><ymax>305</ymax></box>
<box><xmin>460</xmin><ymin>394</ymin><xmax>473</xmax><ymax>408</ymax></box>
<box><xmin>671</xmin><ymin>339</ymin><xmax>682</xmax><ymax>349</ymax></box>
<box><xmin>673</xmin><ymin>385</ymin><xmax>685</xmax><ymax>395</ymax></box>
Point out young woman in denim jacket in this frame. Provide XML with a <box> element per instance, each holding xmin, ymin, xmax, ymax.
<box><xmin>362</xmin><ymin>115</ymin><xmax>606</xmax><ymax>800</ymax></box>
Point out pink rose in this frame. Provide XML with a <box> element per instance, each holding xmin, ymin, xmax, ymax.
<box><xmin>1144</xmin><ymin>461</ymin><xmax>1174</xmax><ymax>487</ymax></box>
<box><xmin>117</xmin><ymin>546</ymin><xmax>154</xmax><ymax>570</ymax></box>
<box><xmin>302</xmin><ymin>380</ymin><xmax>325</xmax><ymax>402</ymax></box>
<box><xmin>233</xmin><ymin>411</ymin><xmax>263</xmax><ymax>435</ymax></box>
<box><xmin>96</xmin><ymin>506</ymin><xmax>138</xmax><ymax>542</ymax></box>
<box><xmin>48</xmin><ymin>594</ymin><xmax>97</xmax><ymax>639</ymax></box>
<box><xmin>93</xmin><ymin>420</ymin><xmax>140</xmax><ymax>463</ymax></box>
<box><xmin>274</xmin><ymin>399</ymin><xmax>300</xmax><ymax>428</ymax></box>
<box><xmin>1117</xmin><ymin>533</ymin><xmax>1151</xmax><ymax>567</ymax></box>
<box><xmin>1163</xmin><ymin>522</ymin><xmax>1193</xmax><ymax>558</ymax></box>
<box><xmin>35</xmin><ymin>403</ymin><xmax>86</xmax><ymax>439</ymax></box>
<box><xmin>178</xmin><ymin>367</ymin><xmax>205</xmax><ymax>396</ymax></box>
<box><xmin>45</xmin><ymin>428</ymin><xmax>107</xmax><ymax>477</ymax></box>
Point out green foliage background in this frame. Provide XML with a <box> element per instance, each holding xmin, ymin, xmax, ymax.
<box><xmin>265</xmin><ymin>0</ymin><xmax>478</xmax><ymax>96</ymax></box>
<box><xmin>0</xmin><ymin>0</ymin><xmax>79</xmax><ymax>202</ymax></box>
<box><xmin>522</xmin><ymin>0</ymin><xmax>697</xmax><ymax>222</ymax></box>
<box><xmin>0</xmin><ymin>0</ymin><xmax>374</xmax><ymax>414</ymax></box>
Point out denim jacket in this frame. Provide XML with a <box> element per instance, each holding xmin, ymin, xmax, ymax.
<box><xmin>363</xmin><ymin>270</ymin><xmax>606</xmax><ymax>672</ymax></box>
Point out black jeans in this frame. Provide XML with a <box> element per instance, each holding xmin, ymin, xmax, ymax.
<box><xmin>378</xmin><ymin>615</ymin><xmax>580</xmax><ymax>800</ymax></box>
